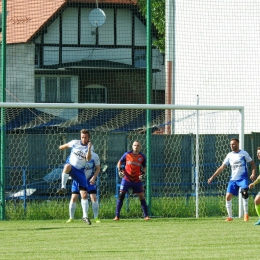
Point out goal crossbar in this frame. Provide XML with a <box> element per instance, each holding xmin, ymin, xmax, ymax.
<box><xmin>0</xmin><ymin>102</ymin><xmax>244</xmax><ymax>111</ymax></box>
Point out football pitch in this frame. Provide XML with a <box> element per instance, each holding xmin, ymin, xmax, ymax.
<box><xmin>0</xmin><ymin>217</ymin><xmax>259</xmax><ymax>260</ymax></box>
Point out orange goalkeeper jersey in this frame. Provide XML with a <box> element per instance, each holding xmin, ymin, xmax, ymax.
<box><xmin>119</xmin><ymin>150</ymin><xmax>146</xmax><ymax>182</ymax></box>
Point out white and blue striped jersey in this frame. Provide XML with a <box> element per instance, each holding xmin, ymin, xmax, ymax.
<box><xmin>84</xmin><ymin>152</ymin><xmax>100</xmax><ymax>179</ymax></box>
<box><xmin>66</xmin><ymin>140</ymin><xmax>94</xmax><ymax>170</ymax></box>
<box><xmin>223</xmin><ymin>150</ymin><xmax>252</xmax><ymax>181</ymax></box>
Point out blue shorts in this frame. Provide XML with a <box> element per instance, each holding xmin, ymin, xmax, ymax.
<box><xmin>226</xmin><ymin>179</ymin><xmax>249</xmax><ymax>196</ymax></box>
<box><xmin>120</xmin><ymin>178</ymin><xmax>144</xmax><ymax>194</ymax></box>
<box><xmin>69</xmin><ymin>165</ymin><xmax>88</xmax><ymax>190</ymax></box>
<box><xmin>71</xmin><ymin>178</ymin><xmax>97</xmax><ymax>194</ymax></box>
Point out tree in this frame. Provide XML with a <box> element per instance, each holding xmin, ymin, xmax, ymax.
<box><xmin>137</xmin><ymin>0</ymin><xmax>165</xmax><ymax>52</ymax></box>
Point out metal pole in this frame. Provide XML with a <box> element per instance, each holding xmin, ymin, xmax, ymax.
<box><xmin>165</xmin><ymin>0</ymin><xmax>175</xmax><ymax>134</ymax></box>
<box><xmin>22</xmin><ymin>168</ymin><xmax>27</xmax><ymax>214</ymax></box>
<box><xmin>238</xmin><ymin>107</ymin><xmax>245</xmax><ymax>218</ymax></box>
<box><xmin>0</xmin><ymin>103</ymin><xmax>245</xmax><ymax>111</ymax></box>
<box><xmin>195</xmin><ymin>95</ymin><xmax>199</xmax><ymax>218</ymax></box>
<box><xmin>0</xmin><ymin>0</ymin><xmax>7</xmax><ymax>220</ymax></box>
<box><xmin>146</xmin><ymin>0</ymin><xmax>152</xmax><ymax>215</ymax></box>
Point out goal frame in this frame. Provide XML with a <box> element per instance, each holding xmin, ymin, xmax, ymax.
<box><xmin>0</xmin><ymin>102</ymin><xmax>244</xmax><ymax>219</ymax></box>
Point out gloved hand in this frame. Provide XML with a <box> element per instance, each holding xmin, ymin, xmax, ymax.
<box><xmin>139</xmin><ymin>172</ymin><xmax>146</xmax><ymax>181</ymax></box>
<box><xmin>118</xmin><ymin>169</ymin><xmax>125</xmax><ymax>178</ymax></box>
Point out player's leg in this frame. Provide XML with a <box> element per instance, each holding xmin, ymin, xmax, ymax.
<box><xmin>135</xmin><ymin>182</ymin><xmax>150</xmax><ymax>220</ymax></box>
<box><xmin>254</xmin><ymin>193</ymin><xmax>260</xmax><ymax>225</ymax></box>
<box><xmin>114</xmin><ymin>178</ymin><xmax>129</xmax><ymax>220</ymax></box>
<box><xmin>241</xmin><ymin>188</ymin><xmax>249</xmax><ymax>221</ymax></box>
<box><xmin>225</xmin><ymin>181</ymin><xmax>237</xmax><ymax>221</ymax></box>
<box><xmin>70</xmin><ymin>169</ymin><xmax>91</xmax><ymax>224</ymax></box>
<box><xmin>239</xmin><ymin>179</ymin><xmax>250</xmax><ymax>221</ymax></box>
<box><xmin>57</xmin><ymin>163</ymin><xmax>72</xmax><ymax>194</ymax></box>
<box><xmin>80</xmin><ymin>188</ymin><xmax>91</xmax><ymax>225</ymax></box>
<box><xmin>67</xmin><ymin>191</ymin><xmax>79</xmax><ymax>223</ymax></box>
<box><xmin>225</xmin><ymin>193</ymin><xmax>233</xmax><ymax>221</ymax></box>
<box><xmin>89</xmin><ymin>192</ymin><xmax>100</xmax><ymax>223</ymax></box>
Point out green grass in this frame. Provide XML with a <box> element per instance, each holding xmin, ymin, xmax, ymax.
<box><xmin>5</xmin><ymin>195</ymin><xmax>256</xmax><ymax>220</ymax></box>
<box><xmin>0</xmin><ymin>217</ymin><xmax>260</xmax><ymax>260</ymax></box>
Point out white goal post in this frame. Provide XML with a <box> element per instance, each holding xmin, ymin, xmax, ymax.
<box><xmin>0</xmin><ymin>102</ymin><xmax>245</xmax><ymax>219</ymax></box>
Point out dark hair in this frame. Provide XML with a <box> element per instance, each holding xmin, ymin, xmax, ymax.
<box><xmin>257</xmin><ymin>147</ymin><xmax>260</xmax><ymax>151</ymax></box>
<box><xmin>80</xmin><ymin>129</ymin><xmax>90</xmax><ymax>137</ymax></box>
<box><xmin>230</xmin><ymin>138</ymin><xmax>239</xmax><ymax>143</ymax></box>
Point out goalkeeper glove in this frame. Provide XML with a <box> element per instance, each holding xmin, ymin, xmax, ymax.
<box><xmin>139</xmin><ymin>172</ymin><xmax>146</xmax><ymax>181</ymax></box>
<box><xmin>118</xmin><ymin>169</ymin><xmax>125</xmax><ymax>178</ymax></box>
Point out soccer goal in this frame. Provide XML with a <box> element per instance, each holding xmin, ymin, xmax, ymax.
<box><xmin>0</xmin><ymin>102</ymin><xmax>245</xmax><ymax>220</ymax></box>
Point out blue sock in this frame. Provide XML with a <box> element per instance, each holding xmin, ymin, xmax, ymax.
<box><xmin>116</xmin><ymin>199</ymin><xmax>123</xmax><ymax>217</ymax></box>
<box><xmin>140</xmin><ymin>199</ymin><xmax>148</xmax><ymax>217</ymax></box>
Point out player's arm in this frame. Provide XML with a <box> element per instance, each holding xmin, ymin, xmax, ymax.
<box><xmin>86</xmin><ymin>142</ymin><xmax>92</xmax><ymax>161</ymax></box>
<box><xmin>59</xmin><ymin>143</ymin><xmax>70</xmax><ymax>150</ymax></box>
<box><xmin>208</xmin><ymin>164</ymin><xmax>226</xmax><ymax>184</ymax></box>
<box><xmin>249</xmin><ymin>160</ymin><xmax>256</xmax><ymax>181</ymax></box>
<box><xmin>249</xmin><ymin>174</ymin><xmax>260</xmax><ymax>189</ymax></box>
<box><xmin>89</xmin><ymin>164</ymin><xmax>101</xmax><ymax>185</ymax></box>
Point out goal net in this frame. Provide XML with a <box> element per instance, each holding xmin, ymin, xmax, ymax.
<box><xmin>0</xmin><ymin>103</ymin><xmax>246</xmax><ymax>220</ymax></box>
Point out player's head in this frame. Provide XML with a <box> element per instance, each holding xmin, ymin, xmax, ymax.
<box><xmin>230</xmin><ymin>138</ymin><xmax>239</xmax><ymax>152</ymax></box>
<box><xmin>257</xmin><ymin>147</ymin><xmax>260</xmax><ymax>160</ymax></box>
<box><xmin>80</xmin><ymin>129</ymin><xmax>90</xmax><ymax>145</ymax></box>
<box><xmin>132</xmin><ymin>140</ymin><xmax>141</xmax><ymax>154</ymax></box>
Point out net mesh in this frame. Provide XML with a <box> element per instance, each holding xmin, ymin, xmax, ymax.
<box><xmin>0</xmin><ymin>0</ymin><xmax>259</xmax><ymax>220</ymax></box>
<box><xmin>2</xmin><ymin>106</ymin><xmax>249</xmax><ymax>219</ymax></box>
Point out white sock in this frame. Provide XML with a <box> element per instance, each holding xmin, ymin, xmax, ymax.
<box><xmin>243</xmin><ymin>198</ymin><xmax>249</xmax><ymax>214</ymax></box>
<box><xmin>61</xmin><ymin>173</ymin><xmax>69</xmax><ymax>189</ymax></box>
<box><xmin>81</xmin><ymin>199</ymin><xmax>89</xmax><ymax>218</ymax></box>
<box><xmin>69</xmin><ymin>201</ymin><xmax>76</xmax><ymax>219</ymax></box>
<box><xmin>92</xmin><ymin>201</ymin><xmax>99</xmax><ymax>219</ymax></box>
<box><xmin>226</xmin><ymin>200</ymin><xmax>232</xmax><ymax>218</ymax></box>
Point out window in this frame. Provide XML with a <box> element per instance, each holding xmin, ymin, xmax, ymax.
<box><xmin>35</xmin><ymin>76</ymin><xmax>72</xmax><ymax>103</ymax></box>
<box><xmin>45</xmin><ymin>77</ymin><xmax>57</xmax><ymax>102</ymax></box>
<box><xmin>60</xmin><ymin>78</ymin><xmax>71</xmax><ymax>102</ymax></box>
<box><xmin>134</xmin><ymin>49</ymin><xmax>146</xmax><ymax>68</ymax></box>
<box><xmin>35</xmin><ymin>78</ymin><xmax>42</xmax><ymax>102</ymax></box>
<box><xmin>84</xmin><ymin>85</ymin><xmax>107</xmax><ymax>103</ymax></box>
<box><xmin>35</xmin><ymin>46</ymin><xmax>40</xmax><ymax>67</ymax></box>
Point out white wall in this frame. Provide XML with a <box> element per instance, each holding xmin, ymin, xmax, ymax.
<box><xmin>6</xmin><ymin>44</ymin><xmax>35</xmax><ymax>102</ymax></box>
<box><xmin>175</xmin><ymin>0</ymin><xmax>260</xmax><ymax>133</ymax></box>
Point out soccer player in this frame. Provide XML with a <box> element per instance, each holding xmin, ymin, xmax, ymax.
<box><xmin>66</xmin><ymin>150</ymin><xmax>101</xmax><ymax>225</ymax></box>
<box><xmin>56</xmin><ymin>129</ymin><xmax>94</xmax><ymax>195</ymax></box>
<box><xmin>114</xmin><ymin>140</ymin><xmax>150</xmax><ymax>221</ymax></box>
<box><xmin>208</xmin><ymin>138</ymin><xmax>256</xmax><ymax>222</ymax></box>
<box><xmin>56</xmin><ymin>129</ymin><xmax>94</xmax><ymax>223</ymax></box>
<box><xmin>248</xmin><ymin>147</ymin><xmax>260</xmax><ymax>225</ymax></box>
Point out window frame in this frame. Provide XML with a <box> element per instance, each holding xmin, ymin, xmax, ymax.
<box><xmin>84</xmin><ymin>84</ymin><xmax>107</xmax><ymax>103</ymax></box>
<box><xmin>35</xmin><ymin>76</ymin><xmax>72</xmax><ymax>103</ymax></box>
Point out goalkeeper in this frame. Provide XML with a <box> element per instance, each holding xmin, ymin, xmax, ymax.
<box><xmin>249</xmin><ymin>147</ymin><xmax>260</xmax><ymax>226</ymax></box>
<box><xmin>114</xmin><ymin>140</ymin><xmax>150</xmax><ymax>221</ymax></box>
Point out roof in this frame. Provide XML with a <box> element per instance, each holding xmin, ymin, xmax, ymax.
<box><xmin>34</xmin><ymin>60</ymin><xmax>161</xmax><ymax>74</ymax></box>
<box><xmin>0</xmin><ymin>0</ymin><xmax>137</xmax><ymax>44</ymax></box>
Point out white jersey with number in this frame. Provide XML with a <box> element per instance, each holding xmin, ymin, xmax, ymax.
<box><xmin>223</xmin><ymin>150</ymin><xmax>252</xmax><ymax>181</ymax></box>
<box><xmin>66</xmin><ymin>140</ymin><xmax>94</xmax><ymax>170</ymax></box>
<box><xmin>84</xmin><ymin>152</ymin><xmax>100</xmax><ymax>179</ymax></box>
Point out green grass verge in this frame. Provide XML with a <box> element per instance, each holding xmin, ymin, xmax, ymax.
<box><xmin>0</xmin><ymin>218</ymin><xmax>260</xmax><ymax>260</ymax></box>
<box><xmin>5</xmin><ymin>195</ymin><xmax>257</xmax><ymax>220</ymax></box>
